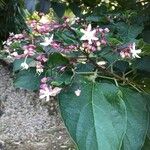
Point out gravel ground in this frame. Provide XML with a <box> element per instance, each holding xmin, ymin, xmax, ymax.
<box><xmin>0</xmin><ymin>65</ymin><xmax>75</xmax><ymax>150</ymax></box>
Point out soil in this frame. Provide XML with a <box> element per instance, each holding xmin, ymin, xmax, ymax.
<box><xmin>0</xmin><ymin>65</ymin><xmax>75</xmax><ymax>150</ymax></box>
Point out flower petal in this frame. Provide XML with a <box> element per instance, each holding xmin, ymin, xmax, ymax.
<box><xmin>75</xmin><ymin>89</ymin><xmax>81</xmax><ymax>96</ymax></box>
<box><xmin>87</xmin><ymin>24</ymin><xmax>92</xmax><ymax>32</ymax></box>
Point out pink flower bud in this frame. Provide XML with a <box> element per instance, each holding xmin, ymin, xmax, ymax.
<box><xmin>40</xmin><ymin>83</ymin><xmax>48</xmax><ymax>89</ymax></box>
<box><xmin>41</xmin><ymin>77</ymin><xmax>48</xmax><ymax>83</ymax></box>
<box><xmin>91</xmin><ymin>46</ymin><xmax>96</xmax><ymax>52</ymax></box>
<box><xmin>96</xmin><ymin>41</ymin><xmax>101</xmax><ymax>47</ymax></box>
<box><xmin>36</xmin><ymin>54</ymin><xmax>48</xmax><ymax>62</ymax></box>
<box><xmin>82</xmin><ymin>43</ymin><xmax>88</xmax><ymax>48</ymax></box>
<box><xmin>120</xmin><ymin>48</ymin><xmax>131</xmax><ymax>58</ymax></box>
<box><xmin>14</xmin><ymin>34</ymin><xmax>24</xmax><ymax>40</ymax></box>
<box><xmin>51</xmin><ymin>42</ymin><xmax>60</xmax><ymax>49</ymax></box>
<box><xmin>23</xmin><ymin>44</ymin><xmax>36</xmax><ymax>56</ymax></box>
<box><xmin>101</xmin><ymin>39</ymin><xmax>107</xmax><ymax>45</ymax></box>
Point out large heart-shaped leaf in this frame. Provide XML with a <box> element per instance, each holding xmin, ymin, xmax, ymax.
<box><xmin>58</xmin><ymin>78</ymin><xmax>127</xmax><ymax>150</ymax></box>
<box><xmin>120</xmin><ymin>88</ymin><xmax>149</xmax><ymax>150</ymax></box>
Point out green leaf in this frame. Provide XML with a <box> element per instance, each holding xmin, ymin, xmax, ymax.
<box><xmin>115</xmin><ymin>22</ymin><xmax>143</xmax><ymax>42</ymax></box>
<box><xmin>142</xmin><ymin>43</ymin><xmax>150</xmax><ymax>56</ymax></box>
<box><xmin>25</xmin><ymin>0</ymin><xmax>37</xmax><ymax>12</ymax></box>
<box><xmin>69</xmin><ymin>2</ymin><xmax>81</xmax><ymax>17</ymax></box>
<box><xmin>82</xmin><ymin>0</ymin><xmax>97</xmax><ymax>7</ymax></box>
<box><xmin>145</xmin><ymin>94</ymin><xmax>150</xmax><ymax>139</ymax></box>
<box><xmin>86</xmin><ymin>16</ymin><xmax>101</xmax><ymax>22</ymax></box>
<box><xmin>108</xmin><ymin>37</ymin><xmax>122</xmax><ymax>46</ymax></box>
<box><xmin>98</xmin><ymin>46</ymin><xmax>119</xmax><ymax>63</ymax></box>
<box><xmin>59</xmin><ymin>78</ymin><xmax>127</xmax><ymax>150</ymax></box>
<box><xmin>51</xmin><ymin>70</ymin><xmax>73</xmax><ymax>86</ymax></box>
<box><xmin>13</xmin><ymin>58</ymin><xmax>36</xmax><ymax>72</ymax></box>
<box><xmin>138</xmin><ymin>39</ymin><xmax>150</xmax><ymax>55</ymax></box>
<box><xmin>120</xmin><ymin>88</ymin><xmax>149</xmax><ymax>150</ymax></box>
<box><xmin>14</xmin><ymin>68</ymin><xmax>41</xmax><ymax>91</ymax></box>
<box><xmin>113</xmin><ymin>60</ymin><xmax>130</xmax><ymax>73</ymax></box>
<box><xmin>142</xmin><ymin>30</ymin><xmax>150</xmax><ymax>44</ymax></box>
<box><xmin>55</xmin><ymin>29</ymin><xmax>78</xmax><ymax>45</ymax></box>
<box><xmin>132</xmin><ymin>56</ymin><xmax>150</xmax><ymax>73</ymax></box>
<box><xmin>47</xmin><ymin>53</ymin><xmax>69</xmax><ymax>67</ymax></box>
<box><xmin>75</xmin><ymin>63</ymin><xmax>94</xmax><ymax>73</ymax></box>
<box><xmin>92</xmin><ymin>5</ymin><xmax>107</xmax><ymax>15</ymax></box>
<box><xmin>51</xmin><ymin>2</ymin><xmax>66</xmax><ymax>18</ymax></box>
<box><xmin>142</xmin><ymin>137</ymin><xmax>150</xmax><ymax>150</ymax></box>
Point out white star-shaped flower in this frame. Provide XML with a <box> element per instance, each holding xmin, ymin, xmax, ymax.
<box><xmin>39</xmin><ymin>86</ymin><xmax>62</xmax><ymax>101</ymax></box>
<box><xmin>80</xmin><ymin>24</ymin><xmax>98</xmax><ymax>44</ymax></box>
<box><xmin>130</xmin><ymin>42</ymin><xmax>141</xmax><ymax>58</ymax></box>
<box><xmin>40</xmin><ymin>34</ymin><xmax>54</xmax><ymax>47</ymax></box>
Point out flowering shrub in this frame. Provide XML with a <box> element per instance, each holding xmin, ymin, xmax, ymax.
<box><xmin>1</xmin><ymin>11</ymin><xmax>150</xmax><ymax>149</ymax></box>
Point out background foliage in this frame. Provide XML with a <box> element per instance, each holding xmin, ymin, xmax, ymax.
<box><xmin>0</xmin><ymin>0</ymin><xmax>149</xmax><ymax>41</ymax></box>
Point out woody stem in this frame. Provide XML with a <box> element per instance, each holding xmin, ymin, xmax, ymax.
<box><xmin>82</xmin><ymin>50</ymin><xmax>144</xmax><ymax>92</ymax></box>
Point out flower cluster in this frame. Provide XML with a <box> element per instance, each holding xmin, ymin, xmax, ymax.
<box><xmin>80</xmin><ymin>24</ymin><xmax>109</xmax><ymax>52</ymax></box>
<box><xmin>3</xmin><ymin>33</ymin><xmax>27</xmax><ymax>45</ymax></box>
<box><xmin>39</xmin><ymin>77</ymin><xmax>62</xmax><ymax>101</ymax></box>
<box><xmin>119</xmin><ymin>42</ymin><xmax>141</xmax><ymax>59</ymax></box>
<box><xmin>3</xmin><ymin>32</ymin><xmax>27</xmax><ymax>56</ymax></box>
<box><xmin>26</xmin><ymin>14</ymin><xmax>69</xmax><ymax>36</ymax></box>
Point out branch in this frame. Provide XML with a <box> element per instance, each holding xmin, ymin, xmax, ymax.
<box><xmin>82</xmin><ymin>50</ymin><xmax>145</xmax><ymax>92</ymax></box>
